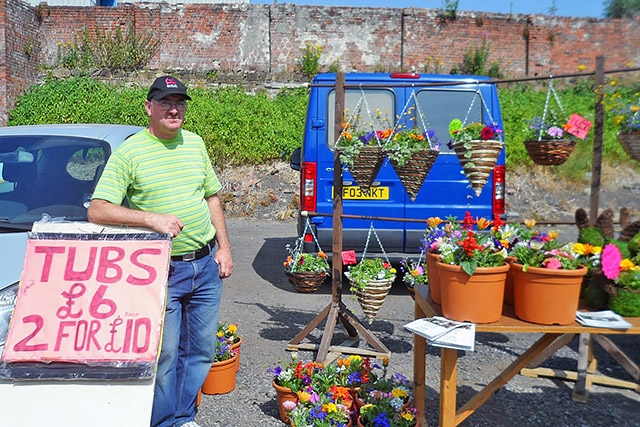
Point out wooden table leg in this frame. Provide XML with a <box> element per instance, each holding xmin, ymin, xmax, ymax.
<box><xmin>440</xmin><ymin>348</ymin><xmax>458</xmax><ymax>427</ymax></box>
<box><xmin>572</xmin><ymin>333</ymin><xmax>591</xmax><ymax>403</ymax></box>
<box><xmin>414</xmin><ymin>299</ymin><xmax>428</xmax><ymax>427</ymax></box>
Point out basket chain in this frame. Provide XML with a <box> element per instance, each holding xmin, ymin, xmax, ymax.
<box><xmin>538</xmin><ymin>77</ymin><xmax>566</xmax><ymax>141</ymax></box>
<box><xmin>361</xmin><ymin>222</ymin><xmax>391</xmax><ymax>265</ymax></box>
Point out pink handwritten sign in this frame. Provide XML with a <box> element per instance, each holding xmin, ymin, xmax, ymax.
<box><xmin>2</xmin><ymin>238</ymin><xmax>170</xmax><ymax>363</ymax></box>
<box><xmin>342</xmin><ymin>250</ymin><xmax>357</xmax><ymax>265</ymax></box>
<box><xmin>566</xmin><ymin>114</ymin><xmax>592</xmax><ymax>139</ymax></box>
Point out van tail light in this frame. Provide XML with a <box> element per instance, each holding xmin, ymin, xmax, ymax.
<box><xmin>492</xmin><ymin>165</ymin><xmax>506</xmax><ymax>217</ymax></box>
<box><xmin>300</xmin><ymin>161</ymin><xmax>317</xmax><ymax>213</ymax></box>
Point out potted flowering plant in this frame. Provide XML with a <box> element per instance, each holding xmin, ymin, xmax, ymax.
<box><xmin>335</xmin><ymin>355</ymin><xmax>376</xmax><ymax>390</ymax></box>
<box><xmin>399</xmin><ymin>257</ymin><xmax>428</xmax><ymax>291</ymax></box>
<box><xmin>436</xmin><ymin>211</ymin><xmax>509</xmax><ymax>323</ymax></box>
<box><xmin>601</xmin><ymin>240</ymin><xmax>640</xmax><ymax>317</ymax></box>
<box><xmin>447</xmin><ymin>119</ymin><xmax>504</xmax><ymax>197</ymax></box>
<box><xmin>201</xmin><ymin>328</ymin><xmax>241</xmax><ymax>395</ymax></box>
<box><xmin>287</xmin><ymin>390</ymin><xmax>352</xmax><ymax>427</ymax></box>
<box><xmin>421</xmin><ymin>216</ymin><xmax>462</xmax><ymax>304</ymax></box>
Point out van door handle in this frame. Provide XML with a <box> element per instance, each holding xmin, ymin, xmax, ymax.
<box><xmin>311</xmin><ymin>119</ymin><xmax>325</xmax><ymax>129</ymax></box>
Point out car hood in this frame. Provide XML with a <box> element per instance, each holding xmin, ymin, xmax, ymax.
<box><xmin>0</xmin><ymin>231</ymin><xmax>28</xmax><ymax>291</ymax></box>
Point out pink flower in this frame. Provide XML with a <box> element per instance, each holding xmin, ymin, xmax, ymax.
<box><xmin>543</xmin><ymin>257</ymin><xmax>563</xmax><ymax>270</ymax></box>
<box><xmin>282</xmin><ymin>400</ymin><xmax>297</xmax><ymax>412</ymax></box>
<box><xmin>602</xmin><ymin>244</ymin><xmax>622</xmax><ymax>279</ymax></box>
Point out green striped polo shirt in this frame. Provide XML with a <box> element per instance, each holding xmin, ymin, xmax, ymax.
<box><xmin>93</xmin><ymin>128</ymin><xmax>221</xmax><ymax>256</ymax></box>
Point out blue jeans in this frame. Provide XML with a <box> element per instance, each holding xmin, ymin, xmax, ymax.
<box><xmin>151</xmin><ymin>253</ymin><xmax>223</xmax><ymax>427</ymax></box>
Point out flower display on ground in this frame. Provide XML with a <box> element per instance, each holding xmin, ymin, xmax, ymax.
<box><xmin>346</xmin><ymin>258</ymin><xmax>397</xmax><ymax>292</ymax></box>
<box><xmin>268</xmin><ymin>357</ymin><xmax>324</xmax><ymax>393</ymax></box>
<box><xmin>335</xmin><ymin>355</ymin><xmax>376</xmax><ymax>389</ymax></box>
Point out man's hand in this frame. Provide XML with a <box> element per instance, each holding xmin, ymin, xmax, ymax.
<box><xmin>215</xmin><ymin>246</ymin><xmax>233</xmax><ymax>278</ymax></box>
<box><xmin>148</xmin><ymin>213</ymin><xmax>184</xmax><ymax>238</ymax></box>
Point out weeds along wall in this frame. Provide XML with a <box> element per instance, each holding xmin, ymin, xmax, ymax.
<box><xmin>1</xmin><ymin>0</ymin><xmax>639</xmax><ymax>124</ymax></box>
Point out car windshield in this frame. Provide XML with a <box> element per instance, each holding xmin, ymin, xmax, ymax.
<box><xmin>0</xmin><ymin>135</ymin><xmax>109</xmax><ymax>231</ymax></box>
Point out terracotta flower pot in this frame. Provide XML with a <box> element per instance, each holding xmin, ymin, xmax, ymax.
<box><xmin>201</xmin><ymin>353</ymin><xmax>238</xmax><ymax>395</ymax></box>
<box><xmin>511</xmin><ymin>263</ymin><xmax>588</xmax><ymax>325</ymax></box>
<box><xmin>272</xmin><ymin>380</ymin><xmax>298</xmax><ymax>424</ymax></box>
<box><xmin>230</xmin><ymin>336</ymin><xmax>242</xmax><ymax>372</ymax></box>
<box><xmin>426</xmin><ymin>252</ymin><xmax>442</xmax><ymax>304</ymax></box>
<box><xmin>437</xmin><ymin>261</ymin><xmax>508</xmax><ymax>323</ymax></box>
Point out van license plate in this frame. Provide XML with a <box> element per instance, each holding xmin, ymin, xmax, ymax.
<box><xmin>334</xmin><ymin>186</ymin><xmax>389</xmax><ymax>200</ymax></box>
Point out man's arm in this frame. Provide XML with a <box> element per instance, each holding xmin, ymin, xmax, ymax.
<box><xmin>206</xmin><ymin>194</ymin><xmax>233</xmax><ymax>278</ymax></box>
<box><xmin>88</xmin><ymin>199</ymin><xmax>184</xmax><ymax>237</ymax></box>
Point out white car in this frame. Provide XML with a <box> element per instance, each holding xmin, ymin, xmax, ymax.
<box><xmin>0</xmin><ymin>124</ymin><xmax>143</xmax><ymax>353</ymax></box>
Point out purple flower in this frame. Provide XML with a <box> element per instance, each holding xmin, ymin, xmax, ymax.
<box><xmin>547</xmin><ymin>126</ymin><xmax>563</xmax><ymax>138</ymax></box>
<box><xmin>359</xmin><ymin>131</ymin><xmax>377</xmax><ymax>144</ymax></box>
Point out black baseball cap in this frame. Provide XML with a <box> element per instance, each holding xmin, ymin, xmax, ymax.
<box><xmin>147</xmin><ymin>75</ymin><xmax>191</xmax><ymax>101</ymax></box>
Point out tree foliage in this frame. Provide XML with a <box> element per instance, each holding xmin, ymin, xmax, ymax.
<box><xmin>604</xmin><ymin>0</ymin><xmax>640</xmax><ymax>18</ymax></box>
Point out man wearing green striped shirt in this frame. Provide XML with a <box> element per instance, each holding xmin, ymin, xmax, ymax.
<box><xmin>88</xmin><ymin>75</ymin><xmax>233</xmax><ymax>427</ymax></box>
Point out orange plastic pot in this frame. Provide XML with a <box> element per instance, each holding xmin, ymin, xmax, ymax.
<box><xmin>437</xmin><ymin>261</ymin><xmax>508</xmax><ymax>323</ymax></box>
<box><xmin>272</xmin><ymin>380</ymin><xmax>298</xmax><ymax>424</ymax></box>
<box><xmin>511</xmin><ymin>263</ymin><xmax>587</xmax><ymax>325</ymax></box>
<box><xmin>230</xmin><ymin>336</ymin><xmax>242</xmax><ymax>372</ymax></box>
<box><xmin>201</xmin><ymin>353</ymin><xmax>238</xmax><ymax>395</ymax></box>
<box><xmin>426</xmin><ymin>252</ymin><xmax>442</xmax><ymax>304</ymax></box>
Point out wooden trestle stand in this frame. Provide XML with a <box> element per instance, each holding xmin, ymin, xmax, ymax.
<box><xmin>287</xmin><ymin>72</ymin><xmax>392</xmax><ymax>364</ymax></box>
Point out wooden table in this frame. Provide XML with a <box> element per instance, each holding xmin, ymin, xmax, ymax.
<box><xmin>412</xmin><ymin>285</ymin><xmax>640</xmax><ymax>427</ymax></box>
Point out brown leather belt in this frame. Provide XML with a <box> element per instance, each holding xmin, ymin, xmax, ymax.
<box><xmin>171</xmin><ymin>240</ymin><xmax>215</xmax><ymax>262</ymax></box>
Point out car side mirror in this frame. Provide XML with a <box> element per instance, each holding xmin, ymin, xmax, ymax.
<box><xmin>290</xmin><ymin>147</ymin><xmax>301</xmax><ymax>171</ymax></box>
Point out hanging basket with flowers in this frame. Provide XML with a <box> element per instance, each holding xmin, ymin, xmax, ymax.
<box><xmin>612</xmin><ymin>96</ymin><xmax>640</xmax><ymax>162</ymax></box>
<box><xmin>383</xmin><ymin>91</ymin><xmax>441</xmax><ymax>201</ymax></box>
<box><xmin>345</xmin><ymin>223</ymin><xmax>396</xmax><ymax>323</ymax></box>
<box><xmin>523</xmin><ymin>79</ymin><xmax>579</xmax><ymax>165</ymax></box>
<box><xmin>283</xmin><ymin>218</ymin><xmax>330</xmax><ymax>293</ymax></box>
<box><xmin>335</xmin><ymin>90</ymin><xmax>389</xmax><ymax>193</ymax></box>
<box><xmin>448</xmin><ymin>119</ymin><xmax>504</xmax><ymax>197</ymax></box>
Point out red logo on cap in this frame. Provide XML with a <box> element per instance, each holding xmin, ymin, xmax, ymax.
<box><xmin>165</xmin><ymin>77</ymin><xmax>178</xmax><ymax>88</ymax></box>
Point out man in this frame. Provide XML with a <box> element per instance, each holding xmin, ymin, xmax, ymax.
<box><xmin>88</xmin><ymin>75</ymin><xmax>233</xmax><ymax>427</ymax></box>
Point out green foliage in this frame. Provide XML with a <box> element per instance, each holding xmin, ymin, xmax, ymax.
<box><xmin>578</xmin><ymin>227</ymin><xmax>605</xmax><ymax>247</ymax></box>
<box><xmin>55</xmin><ymin>24</ymin><xmax>160</xmax><ymax>71</ymax></box>
<box><xmin>450</xmin><ymin>38</ymin><xmax>503</xmax><ymax>78</ymax></box>
<box><xmin>609</xmin><ymin>288</ymin><xmax>640</xmax><ymax>317</ymax></box>
<box><xmin>604</xmin><ymin>0</ymin><xmax>640</xmax><ymax>18</ymax></box>
<box><xmin>7</xmin><ymin>77</ymin><xmax>308</xmax><ymax>168</ymax></box>
<box><xmin>296</xmin><ymin>43</ymin><xmax>323</xmax><ymax>79</ymax></box>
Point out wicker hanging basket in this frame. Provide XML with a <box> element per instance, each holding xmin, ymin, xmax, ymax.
<box><xmin>340</xmin><ymin>145</ymin><xmax>385</xmax><ymax>193</ymax></box>
<box><xmin>524</xmin><ymin>139</ymin><xmax>576</xmax><ymax>166</ymax></box>
<box><xmin>285</xmin><ymin>271</ymin><xmax>329</xmax><ymax>293</ymax></box>
<box><xmin>389</xmin><ymin>149</ymin><xmax>439</xmax><ymax>202</ymax></box>
<box><xmin>617</xmin><ymin>132</ymin><xmax>640</xmax><ymax>162</ymax></box>
<box><xmin>353</xmin><ymin>276</ymin><xmax>395</xmax><ymax>323</ymax></box>
<box><xmin>452</xmin><ymin>139</ymin><xmax>504</xmax><ymax>197</ymax></box>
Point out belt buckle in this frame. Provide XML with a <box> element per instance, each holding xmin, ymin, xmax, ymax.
<box><xmin>183</xmin><ymin>251</ymin><xmax>196</xmax><ymax>262</ymax></box>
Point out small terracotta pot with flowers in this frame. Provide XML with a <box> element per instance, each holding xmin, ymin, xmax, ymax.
<box><xmin>447</xmin><ymin>119</ymin><xmax>504</xmax><ymax>197</ymax></box>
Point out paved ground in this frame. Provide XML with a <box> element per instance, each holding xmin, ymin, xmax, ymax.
<box><xmin>194</xmin><ymin>218</ymin><xmax>640</xmax><ymax>427</ymax></box>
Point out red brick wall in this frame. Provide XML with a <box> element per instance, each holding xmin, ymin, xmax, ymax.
<box><xmin>1</xmin><ymin>1</ymin><xmax>639</xmax><ymax>124</ymax></box>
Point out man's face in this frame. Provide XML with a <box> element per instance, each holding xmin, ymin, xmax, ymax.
<box><xmin>145</xmin><ymin>94</ymin><xmax>187</xmax><ymax>138</ymax></box>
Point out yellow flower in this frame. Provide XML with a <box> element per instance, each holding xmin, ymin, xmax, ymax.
<box><xmin>228</xmin><ymin>324</ymin><xmax>237</xmax><ymax>334</ymax></box>
<box><xmin>524</xmin><ymin>219</ymin><xmax>536</xmax><ymax>229</ymax></box>
<box><xmin>216</xmin><ymin>331</ymin><xmax>224</xmax><ymax>338</ymax></box>
<box><xmin>548</xmin><ymin>231</ymin><xmax>559</xmax><ymax>240</ymax></box>
<box><xmin>392</xmin><ymin>387</ymin><xmax>408</xmax><ymax>399</ymax></box>
<box><xmin>297</xmin><ymin>390</ymin><xmax>311</xmax><ymax>403</ymax></box>
<box><xmin>401</xmin><ymin>412</ymin><xmax>415</xmax><ymax>421</ymax></box>
<box><xmin>389</xmin><ymin>267</ymin><xmax>397</xmax><ymax>274</ymax></box>
<box><xmin>427</xmin><ymin>217</ymin><xmax>444</xmax><ymax>228</ymax></box>
<box><xmin>476</xmin><ymin>217</ymin><xmax>491</xmax><ymax>230</ymax></box>
<box><xmin>323</xmin><ymin>403</ymin><xmax>338</xmax><ymax>413</ymax></box>
<box><xmin>577</xmin><ymin>64</ymin><xmax>586</xmax><ymax>71</ymax></box>
<box><xmin>347</xmin><ymin>355</ymin><xmax>362</xmax><ymax>364</ymax></box>
<box><xmin>620</xmin><ymin>259</ymin><xmax>636</xmax><ymax>271</ymax></box>
<box><xmin>610</xmin><ymin>80</ymin><xmax>616</xmax><ymax>86</ymax></box>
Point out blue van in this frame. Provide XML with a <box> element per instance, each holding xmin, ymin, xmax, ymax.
<box><xmin>290</xmin><ymin>72</ymin><xmax>506</xmax><ymax>259</ymax></box>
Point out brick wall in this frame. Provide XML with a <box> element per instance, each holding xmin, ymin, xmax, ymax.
<box><xmin>1</xmin><ymin>0</ymin><xmax>639</xmax><ymax>124</ymax></box>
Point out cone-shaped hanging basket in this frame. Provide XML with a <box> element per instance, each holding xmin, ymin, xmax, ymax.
<box><xmin>390</xmin><ymin>149</ymin><xmax>439</xmax><ymax>202</ymax></box>
<box><xmin>354</xmin><ymin>276</ymin><xmax>395</xmax><ymax>323</ymax></box>
<box><xmin>342</xmin><ymin>145</ymin><xmax>385</xmax><ymax>193</ymax></box>
<box><xmin>524</xmin><ymin>139</ymin><xmax>576</xmax><ymax>166</ymax></box>
<box><xmin>617</xmin><ymin>132</ymin><xmax>640</xmax><ymax>162</ymax></box>
<box><xmin>452</xmin><ymin>139</ymin><xmax>503</xmax><ymax>197</ymax></box>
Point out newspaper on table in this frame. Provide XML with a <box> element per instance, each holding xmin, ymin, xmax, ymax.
<box><xmin>404</xmin><ymin>316</ymin><xmax>476</xmax><ymax>351</ymax></box>
<box><xmin>575</xmin><ymin>310</ymin><xmax>632</xmax><ymax>330</ymax></box>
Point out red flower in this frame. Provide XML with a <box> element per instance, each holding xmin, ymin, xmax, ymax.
<box><xmin>492</xmin><ymin>214</ymin><xmax>504</xmax><ymax>231</ymax></box>
<box><xmin>480</xmin><ymin>126</ymin><xmax>495</xmax><ymax>140</ymax></box>
<box><xmin>462</xmin><ymin>211</ymin><xmax>475</xmax><ymax>230</ymax></box>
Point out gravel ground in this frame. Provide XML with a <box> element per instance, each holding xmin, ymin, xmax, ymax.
<box><xmin>193</xmin><ymin>219</ymin><xmax>640</xmax><ymax>427</ymax></box>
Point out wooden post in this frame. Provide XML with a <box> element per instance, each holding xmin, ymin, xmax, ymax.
<box><xmin>589</xmin><ymin>55</ymin><xmax>605</xmax><ymax>224</ymax></box>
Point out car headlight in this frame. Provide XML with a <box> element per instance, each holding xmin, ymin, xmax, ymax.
<box><xmin>0</xmin><ymin>282</ymin><xmax>19</xmax><ymax>350</ymax></box>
